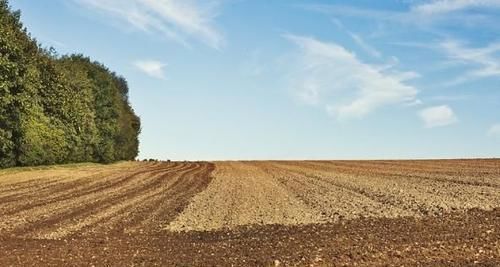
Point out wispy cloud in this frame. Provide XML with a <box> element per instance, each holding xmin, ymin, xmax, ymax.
<box><xmin>134</xmin><ymin>60</ymin><xmax>167</xmax><ymax>79</ymax></box>
<box><xmin>348</xmin><ymin>32</ymin><xmax>382</xmax><ymax>58</ymax></box>
<box><xmin>412</xmin><ymin>0</ymin><xmax>500</xmax><ymax>15</ymax></box>
<box><xmin>488</xmin><ymin>124</ymin><xmax>500</xmax><ymax>137</ymax></box>
<box><xmin>285</xmin><ymin>34</ymin><xmax>419</xmax><ymax>120</ymax></box>
<box><xmin>74</xmin><ymin>0</ymin><xmax>224</xmax><ymax>49</ymax></box>
<box><xmin>391</xmin><ymin>39</ymin><xmax>500</xmax><ymax>85</ymax></box>
<box><xmin>302</xmin><ymin>1</ymin><xmax>500</xmax><ymax>29</ymax></box>
<box><xmin>331</xmin><ymin>18</ymin><xmax>382</xmax><ymax>58</ymax></box>
<box><xmin>303</xmin><ymin>4</ymin><xmax>402</xmax><ymax>22</ymax></box>
<box><xmin>418</xmin><ymin>105</ymin><xmax>458</xmax><ymax>128</ymax></box>
<box><xmin>440</xmin><ymin>40</ymin><xmax>500</xmax><ymax>84</ymax></box>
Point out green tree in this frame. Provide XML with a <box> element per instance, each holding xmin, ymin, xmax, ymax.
<box><xmin>0</xmin><ymin>0</ymin><xmax>141</xmax><ymax>167</ymax></box>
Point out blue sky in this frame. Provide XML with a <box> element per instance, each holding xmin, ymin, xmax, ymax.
<box><xmin>10</xmin><ymin>0</ymin><xmax>500</xmax><ymax>160</ymax></box>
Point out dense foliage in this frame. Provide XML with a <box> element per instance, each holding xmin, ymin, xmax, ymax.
<box><xmin>0</xmin><ymin>0</ymin><xmax>140</xmax><ymax>167</ymax></box>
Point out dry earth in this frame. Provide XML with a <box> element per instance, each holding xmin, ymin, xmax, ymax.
<box><xmin>0</xmin><ymin>161</ymin><xmax>214</xmax><ymax>239</ymax></box>
<box><xmin>169</xmin><ymin>160</ymin><xmax>499</xmax><ymax>231</ymax></box>
<box><xmin>0</xmin><ymin>159</ymin><xmax>499</xmax><ymax>266</ymax></box>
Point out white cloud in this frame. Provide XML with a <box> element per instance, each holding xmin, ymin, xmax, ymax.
<box><xmin>412</xmin><ymin>0</ymin><xmax>500</xmax><ymax>15</ymax></box>
<box><xmin>134</xmin><ymin>60</ymin><xmax>167</xmax><ymax>79</ymax></box>
<box><xmin>488</xmin><ymin>124</ymin><xmax>500</xmax><ymax>137</ymax></box>
<box><xmin>285</xmin><ymin>34</ymin><xmax>419</xmax><ymax>120</ymax></box>
<box><xmin>418</xmin><ymin>105</ymin><xmax>458</xmax><ymax>128</ymax></box>
<box><xmin>74</xmin><ymin>0</ymin><xmax>224</xmax><ymax>49</ymax></box>
<box><xmin>439</xmin><ymin>40</ymin><xmax>500</xmax><ymax>84</ymax></box>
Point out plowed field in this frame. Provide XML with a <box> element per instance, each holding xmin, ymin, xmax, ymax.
<box><xmin>0</xmin><ymin>160</ymin><xmax>499</xmax><ymax>266</ymax></box>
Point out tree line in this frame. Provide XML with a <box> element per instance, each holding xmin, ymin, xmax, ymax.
<box><xmin>0</xmin><ymin>0</ymin><xmax>141</xmax><ymax>168</ymax></box>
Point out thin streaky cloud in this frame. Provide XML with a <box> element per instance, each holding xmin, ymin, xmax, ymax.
<box><xmin>387</xmin><ymin>41</ymin><xmax>436</xmax><ymax>50</ymax></box>
<box><xmin>301</xmin><ymin>2</ymin><xmax>500</xmax><ymax>29</ymax></box>
<box><xmin>348</xmin><ymin>32</ymin><xmax>382</xmax><ymax>58</ymax></box>
<box><xmin>73</xmin><ymin>0</ymin><xmax>224</xmax><ymax>49</ymax></box>
<box><xmin>412</xmin><ymin>0</ymin><xmax>500</xmax><ymax>15</ymax></box>
<box><xmin>330</xmin><ymin>18</ymin><xmax>382</xmax><ymax>58</ymax></box>
<box><xmin>391</xmin><ymin>39</ymin><xmax>500</xmax><ymax>85</ymax></box>
<box><xmin>139</xmin><ymin>0</ymin><xmax>224</xmax><ymax>49</ymax></box>
<box><xmin>302</xmin><ymin>4</ymin><xmax>404</xmax><ymax>22</ymax></box>
<box><xmin>440</xmin><ymin>40</ymin><xmax>500</xmax><ymax>84</ymax></box>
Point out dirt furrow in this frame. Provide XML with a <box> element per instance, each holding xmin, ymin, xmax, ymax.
<box><xmin>309</xmin><ymin>160</ymin><xmax>500</xmax><ymax>187</ymax></box>
<box><xmin>112</xmin><ymin>163</ymin><xmax>215</xmax><ymax>234</ymax></box>
<box><xmin>256</xmin><ymin>162</ymin><xmax>414</xmax><ymax>221</ymax></box>
<box><xmin>273</xmin><ymin>162</ymin><xmax>430</xmax><ymax>215</ymax></box>
<box><xmin>275</xmin><ymin>161</ymin><xmax>500</xmax><ymax>215</ymax></box>
<box><xmin>92</xmin><ymin>163</ymin><xmax>213</xmax><ymax>234</ymax></box>
<box><xmin>32</xmin><ymin>164</ymin><xmax>205</xmax><ymax>239</ymax></box>
<box><xmin>0</xmin><ymin>163</ymin><xmax>214</xmax><ymax>240</ymax></box>
<box><xmin>0</xmin><ymin>160</ymin><xmax>499</xmax><ymax>266</ymax></box>
<box><xmin>167</xmin><ymin>162</ymin><xmax>321</xmax><ymax>232</ymax></box>
<box><xmin>0</xmin><ymin>163</ymin><xmax>187</xmax><ymax>215</ymax></box>
<box><xmin>6</xmin><ymin>164</ymin><xmax>193</xmax><ymax>238</ymax></box>
<box><xmin>0</xmin><ymin>178</ymin><xmax>63</xmax><ymax>195</ymax></box>
<box><xmin>0</xmin><ymin>163</ymin><xmax>152</xmax><ymax>204</ymax></box>
<box><xmin>377</xmin><ymin>159</ymin><xmax>500</xmax><ymax>170</ymax></box>
<box><xmin>0</xmin><ymin>164</ymin><xmax>181</xmax><ymax>216</ymax></box>
<box><xmin>0</xmin><ymin>164</ymin><xmax>189</xmax><ymax>234</ymax></box>
<box><xmin>0</xmin><ymin>162</ymin><xmax>137</xmax><ymax>188</ymax></box>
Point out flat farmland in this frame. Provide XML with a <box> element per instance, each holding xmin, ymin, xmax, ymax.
<box><xmin>0</xmin><ymin>160</ymin><xmax>499</xmax><ymax>266</ymax></box>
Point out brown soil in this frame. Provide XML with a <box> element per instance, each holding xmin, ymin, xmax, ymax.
<box><xmin>169</xmin><ymin>160</ymin><xmax>500</xmax><ymax>231</ymax></box>
<box><xmin>0</xmin><ymin>209</ymin><xmax>498</xmax><ymax>266</ymax></box>
<box><xmin>0</xmin><ymin>161</ymin><xmax>214</xmax><ymax>238</ymax></box>
<box><xmin>0</xmin><ymin>160</ymin><xmax>499</xmax><ymax>266</ymax></box>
